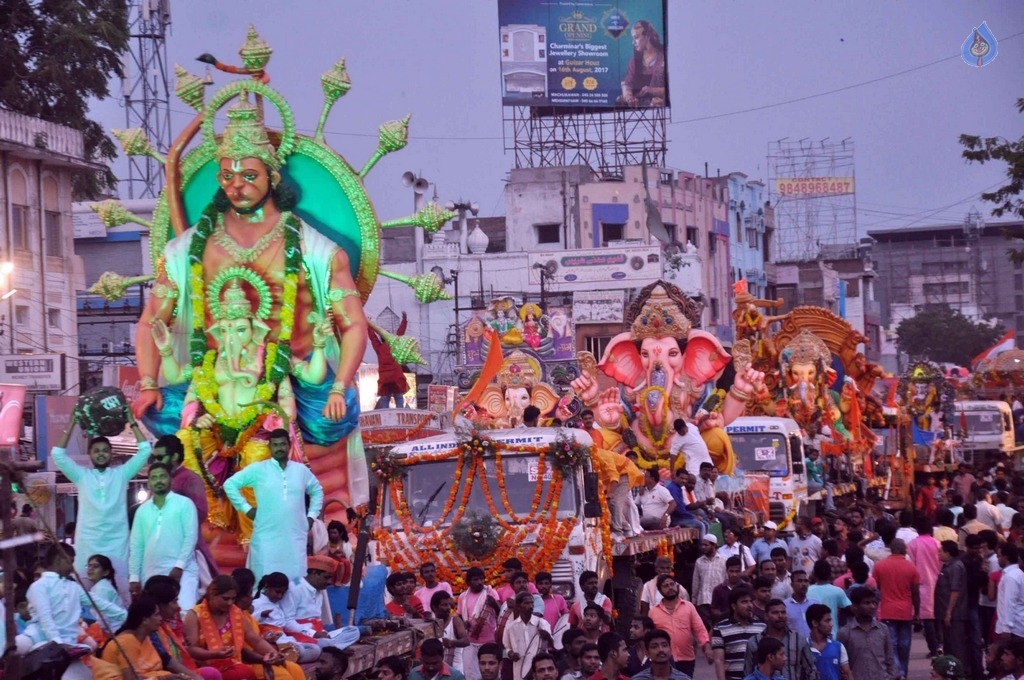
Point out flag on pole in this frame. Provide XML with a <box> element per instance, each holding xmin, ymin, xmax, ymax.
<box><xmin>971</xmin><ymin>329</ymin><xmax>1015</xmax><ymax>369</ymax></box>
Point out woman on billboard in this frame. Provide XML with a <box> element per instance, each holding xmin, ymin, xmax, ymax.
<box><xmin>618</xmin><ymin>20</ymin><xmax>666</xmax><ymax>107</ymax></box>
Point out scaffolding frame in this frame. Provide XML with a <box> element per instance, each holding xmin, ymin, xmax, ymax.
<box><xmin>768</xmin><ymin>138</ymin><xmax>857</xmax><ymax>262</ymax></box>
<box><xmin>504</xmin><ymin>106</ymin><xmax>668</xmax><ymax>177</ymax></box>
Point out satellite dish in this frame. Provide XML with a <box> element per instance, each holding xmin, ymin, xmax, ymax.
<box><xmin>401</xmin><ymin>171</ymin><xmax>416</xmax><ymax>187</ymax></box>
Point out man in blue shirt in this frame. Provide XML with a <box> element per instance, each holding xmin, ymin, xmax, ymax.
<box><xmin>752</xmin><ymin>522</ymin><xmax>789</xmax><ymax>567</ymax></box>
<box><xmin>666</xmin><ymin>467</ymin><xmax>709</xmax><ymax>535</ymax></box>
<box><xmin>743</xmin><ymin>636</ymin><xmax>786</xmax><ymax>680</ymax></box>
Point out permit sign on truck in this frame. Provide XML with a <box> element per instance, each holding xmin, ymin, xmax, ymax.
<box><xmin>725</xmin><ymin>417</ymin><xmax>808</xmax><ymax>528</ymax></box>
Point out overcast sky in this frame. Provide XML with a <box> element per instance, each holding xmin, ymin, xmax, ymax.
<box><xmin>91</xmin><ymin>1</ymin><xmax>1024</xmax><ymax>239</ymax></box>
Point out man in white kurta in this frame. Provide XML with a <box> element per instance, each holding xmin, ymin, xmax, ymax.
<box><xmin>51</xmin><ymin>408</ymin><xmax>151</xmax><ymax>601</ymax></box>
<box><xmin>19</xmin><ymin>545</ymin><xmax>125</xmax><ymax>680</ymax></box>
<box><xmin>502</xmin><ymin>591</ymin><xmax>552</xmax><ymax>680</ymax></box>
<box><xmin>224</xmin><ymin>429</ymin><xmax>324</xmax><ymax>583</ymax></box>
<box><xmin>129</xmin><ymin>462</ymin><xmax>199</xmax><ymax>608</ymax></box>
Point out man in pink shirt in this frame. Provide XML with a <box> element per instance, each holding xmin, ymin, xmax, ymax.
<box><xmin>414</xmin><ymin>562</ymin><xmax>453</xmax><ymax>609</ymax></box>
<box><xmin>494</xmin><ymin>558</ymin><xmax>539</xmax><ymax>603</ymax></box>
<box><xmin>907</xmin><ymin>517</ymin><xmax>943</xmax><ymax>657</ymax></box>
<box><xmin>871</xmin><ymin>538</ymin><xmax>920</xmax><ymax>677</ymax></box>
<box><xmin>648</xmin><ymin>574</ymin><xmax>712</xmax><ymax>677</ymax></box>
<box><xmin>457</xmin><ymin>566</ymin><xmax>500</xmax><ymax>680</ymax></box>
<box><xmin>536</xmin><ymin>571</ymin><xmax>568</xmax><ymax>629</ymax></box>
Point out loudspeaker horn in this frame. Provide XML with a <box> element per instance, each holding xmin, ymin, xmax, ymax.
<box><xmin>401</xmin><ymin>171</ymin><xmax>416</xmax><ymax>187</ymax></box>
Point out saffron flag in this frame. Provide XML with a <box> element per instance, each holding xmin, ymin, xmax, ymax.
<box><xmin>455</xmin><ymin>328</ymin><xmax>504</xmax><ymax>417</ymax></box>
<box><xmin>971</xmin><ymin>329</ymin><xmax>1016</xmax><ymax>369</ymax></box>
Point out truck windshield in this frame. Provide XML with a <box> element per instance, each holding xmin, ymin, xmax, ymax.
<box><xmin>381</xmin><ymin>455</ymin><xmax>577</xmax><ymax>528</ymax></box>
<box><xmin>955</xmin><ymin>411</ymin><xmax>1004</xmax><ymax>436</ymax></box>
<box><xmin>730</xmin><ymin>433</ymin><xmax>790</xmax><ymax>477</ymax></box>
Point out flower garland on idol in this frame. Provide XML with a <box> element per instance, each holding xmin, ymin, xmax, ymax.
<box><xmin>372</xmin><ymin>429</ymin><xmax>589</xmax><ymax>588</ymax></box>
<box><xmin>187</xmin><ymin>204</ymin><xmax>302</xmax><ymax>440</ymax></box>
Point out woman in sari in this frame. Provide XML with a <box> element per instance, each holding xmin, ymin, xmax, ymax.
<box><xmin>144</xmin><ymin>575</ymin><xmax>222</xmax><ymax>680</ymax></box>
<box><xmin>100</xmin><ymin>596</ymin><xmax>204</xmax><ymax>679</ymax></box>
<box><xmin>184</xmin><ymin>575</ymin><xmax>301</xmax><ymax>680</ymax></box>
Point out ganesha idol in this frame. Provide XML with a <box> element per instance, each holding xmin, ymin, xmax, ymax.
<box><xmin>477</xmin><ymin>350</ymin><xmax>559</xmax><ymax>427</ymax></box>
<box><xmin>570</xmin><ymin>282</ymin><xmax>764</xmax><ymax>462</ymax></box>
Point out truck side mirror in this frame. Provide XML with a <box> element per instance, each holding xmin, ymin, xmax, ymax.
<box><xmin>789</xmin><ymin>435</ymin><xmax>804</xmax><ymax>475</ymax></box>
<box><xmin>583</xmin><ymin>472</ymin><xmax>603</xmax><ymax>518</ymax></box>
<box><xmin>584</xmin><ymin>472</ymin><xmax>599</xmax><ymax>503</ymax></box>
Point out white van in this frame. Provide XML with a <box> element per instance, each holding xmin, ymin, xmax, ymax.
<box><xmin>953</xmin><ymin>400</ymin><xmax>1016</xmax><ymax>463</ymax></box>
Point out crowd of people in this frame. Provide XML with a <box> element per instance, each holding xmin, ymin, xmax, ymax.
<box><xmin>15</xmin><ymin>399</ymin><xmax>1024</xmax><ymax>680</ymax></box>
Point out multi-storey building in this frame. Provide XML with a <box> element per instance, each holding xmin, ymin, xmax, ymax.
<box><xmin>0</xmin><ymin>109</ymin><xmax>96</xmax><ymax>411</ymax></box>
<box><xmin>715</xmin><ymin>172</ymin><xmax>773</xmax><ymax>302</ymax></box>
<box><xmin>869</xmin><ymin>216</ymin><xmax>1024</xmax><ymax>370</ymax></box>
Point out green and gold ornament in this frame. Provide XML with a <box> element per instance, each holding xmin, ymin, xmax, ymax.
<box><xmin>92</xmin><ymin>27</ymin><xmax>457</xmax><ymax>390</ymax></box>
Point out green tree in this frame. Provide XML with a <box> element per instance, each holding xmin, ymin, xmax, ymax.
<box><xmin>895</xmin><ymin>305</ymin><xmax>1003</xmax><ymax>367</ymax></box>
<box><xmin>960</xmin><ymin>96</ymin><xmax>1024</xmax><ymax>260</ymax></box>
<box><xmin>0</xmin><ymin>0</ymin><xmax>129</xmax><ymax>198</ymax></box>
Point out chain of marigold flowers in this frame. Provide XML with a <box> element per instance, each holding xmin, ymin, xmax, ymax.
<box><xmin>492</xmin><ymin>449</ymin><xmax>546</xmax><ymax>525</ymax></box>
<box><xmin>656</xmin><ymin>536</ymin><xmax>673</xmax><ymax>561</ymax></box>
<box><xmin>378</xmin><ymin>470</ymin><xmax>572</xmax><ymax>589</ymax></box>
<box><xmin>595</xmin><ymin>477</ymin><xmax>614</xmax><ymax>577</ymax></box>
<box><xmin>387</xmin><ymin>453</ymin><xmax>476</xmax><ymax>536</ymax></box>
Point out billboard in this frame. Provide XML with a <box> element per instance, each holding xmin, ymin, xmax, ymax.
<box><xmin>573</xmin><ymin>290</ymin><xmax>625</xmax><ymax>324</ymax></box>
<box><xmin>528</xmin><ymin>246</ymin><xmax>662</xmax><ymax>289</ymax></box>
<box><xmin>499</xmin><ymin>0</ymin><xmax>668</xmax><ymax>109</ymax></box>
<box><xmin>0</xmin><ymin>354</ymin><xmax>65</xmax><ymax>391</ymax></box>
<box><xmin>774</xmin><ymin>177</ymin><xmax>855</xmax><ymax>197</ymax></box>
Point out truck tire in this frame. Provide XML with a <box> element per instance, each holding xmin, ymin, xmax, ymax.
<box><xmin>611</xmin><ymin>555</ymin><xmax>641</xmax><ymax>637</ymax></box>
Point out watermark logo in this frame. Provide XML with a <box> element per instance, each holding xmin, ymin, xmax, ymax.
<box><xmin>962</xmin><ymin>22</ymin><xmax>998</xmax><ymax>67</ymax></box>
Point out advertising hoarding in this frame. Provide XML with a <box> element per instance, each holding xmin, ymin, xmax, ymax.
<box><xmin>528</xmin><ymin>247</ymin><xmax>662</xmax><ymax>289</ymax></box>
<box><xmin>0</xmin><ymin>354</ymin><xmax>65</xmax><ymax>391</ymax></box>
<box><xmin>499</xmin><ymin>0</ymin><xmax>668</xmax><ymax>109</ymax></box>
<box><xmin>774</xmin><ymin>177</ymin><xmax>855</xmax><ymax>197</ymax></box>
<box><xmin>573</xmin><ymin>290</ymin><xmax>625</xmax><ymax>324</ymax></box>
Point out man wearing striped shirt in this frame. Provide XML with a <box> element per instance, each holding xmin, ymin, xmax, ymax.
<box><xmin>742</xmin><ymin>599</ymin><xmax>819</xmax><ymax>680</ymax></box>
<box><xmin>713</xmin><ymin>587</ymin><xmax>766</xmax><ymax>680</ymax></box>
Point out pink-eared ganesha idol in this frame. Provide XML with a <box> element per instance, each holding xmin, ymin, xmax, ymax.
<box><xmin>570</xmin><ymin>281</ymin><xmax>764</xmax><ymax>465</ymax></box>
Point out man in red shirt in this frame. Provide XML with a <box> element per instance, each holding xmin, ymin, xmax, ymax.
<box><xmin>649</xmin><ymin>574</ymin><xmax>713</xmax><ymax>677</ymax></box>
<box><xmin>871</xmin><ymin>537</ymin><xmax>920</xmax><ymax>677</ymax></box>
<box><xmin>589</xmin><ymin>632</ymin><xmax>631</xmax><ymax>680</ymax></box>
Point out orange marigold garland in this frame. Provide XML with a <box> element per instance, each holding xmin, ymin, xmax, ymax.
<box><xmin>374</xmin><ymin>429</ymin><xmax>583</xmax><ymax>587</ymax></box>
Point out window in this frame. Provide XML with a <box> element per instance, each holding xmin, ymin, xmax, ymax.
<box><xmin>1017</xmin><ymin>296</ymin><xmax>1024</xmax><ymax>313</ymax></box>
<box><xmin>535</xmin><ymin>223</ymin><xmax>561</xmax><ymax>245</ymax></box>
<box><xmin>585</xmin><ymin>335</ymin><xmax>611</xmax><ymax>359</ymax></box>
<box><xmin>710</xmin><ymin>298</ymin><xmax>720</xmax><ymax>321</ymax></box>
<box><xmin>685</xmin><ymin>226</ymin><xmax>699</xmax><ymax>248</ymax></box>
<box><xmin>1015</xmin><ymin>274</ymin><xmax>1022</xmax><ymax>291</ymax></box>
<box><xmin>746</xmin><ymin>227</ymin><xmax>758</xmax><ymax>248</ymax></box>
<box><xmin>11</xmin><ymin>205</ymin><xmax>28</xmax><ymax>251</ymax></box>
<box><xmin>922</xmin><ymin>281</ymin><xmax>969</xmax><ymax>297</ymax></box>
<box><xmin>709</xmin><ymin>236</ymin><xmax>717</xmax><ymax>255</ymax></box>
<box><xmin>14</xmin><ymin>306</ymin><xmax>28</xmax><ymax>325</ymax></box>
<box><xmin>44</xmin><ymin>211</ymin><xmax>62</xmax><ymax>257</ymax></box>
<box><xmin>600</xmin><ymin>222</ymin><xmax>624</xmax><ymax>246</ymax></box>
<box><xmin>47</xmin><ymin>308</ymin><xmax>61</xmax><ymax>329</ymax></box>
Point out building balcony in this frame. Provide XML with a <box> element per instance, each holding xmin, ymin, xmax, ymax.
<box><xmin>0</xmin><ymin>109</ymin><xmax>84</xmax><ymax>161</ymax></box>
